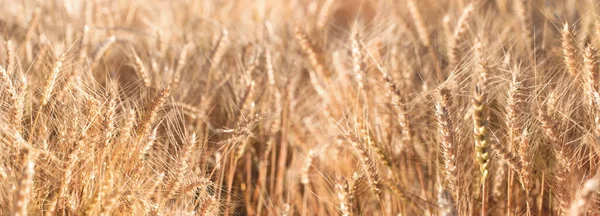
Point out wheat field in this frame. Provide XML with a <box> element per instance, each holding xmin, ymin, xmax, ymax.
<box><xmin>2</xmin><ymin>0</ymin><xmax>600</xmax><ymax>215</ymax></box>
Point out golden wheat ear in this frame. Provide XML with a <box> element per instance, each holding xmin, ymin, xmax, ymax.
<box><xmin>435</xmin><ymin>87</ymin><xmax>457</xmax><ymax>189</ymax></box>
<box><xmin>569</xmin><ymin>177</ymin><xmax>600</xmax><ymax>216</ymax></box>
<box><xmin>562</xmin><ymin>23</ymin><xmax>580</xmax><ymax>77</ymax></box>
<box><xmin>12</xmin><ymin>149</ymin><xmax>36</xmax><ymax>216</ymax></box>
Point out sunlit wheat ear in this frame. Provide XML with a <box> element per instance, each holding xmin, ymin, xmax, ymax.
<box><xmin>506</xmin><ymin>70</ymin><xmax>525</xmax><ymax>149</ymax></box>
<box><xmin>208</xmin><ymin>29</ymin><xmax>229</xmax><ymax>70</ymax></box>
<box><xmin>131</xmin><ymin>49</ymin><xmax>151</xmax><ymax>87</ymax></box>
<box><xmin>265</xmin><ymin>49</ymin><xmax>282</xmax><ymax>101</ymax></box>
<box><xmin>174</xmin><ymin>42</ymin><xmax>195</xmax><ymax>82</ymax></box>
<box><xmin>300</xmin><ymin>149</ymin><xmax>315</xmax><ymax>186</ymax></box>
<box><xmin>381</xmin><ymin>70</ymin><xmax>411</xmax><ymax>151</ymax></box>
<box><xmin>48</xmin><ymin>151</ymin><xmax>78</xmax><ymax>214</ymax></box>
<box><xmin>166</xmin><ymin>133</ymin><xmax>195</xmax><ymax>199</ymax></box>
<box><xmin>136</xmin><ymin>86</ymin><xmax>170</xmax><ymax>142</ymax></box>
<box><xmin>518</xmin><ymin>129</ymin><xmax>533</xmax><ymax>192</ymax></box>
<box><xmin>514</xmin><ymin>0</ymin><xmax>534</xmax><ymax>55</ymax></box>
<box><xmin>21</xmin><ymin>8</ymin><xmax>40</xmax><ymax>61</ymax></box>
<box><xmin>295</xmin><ymin>27</ymin><xmax>329</xmax><ymax>102</ymax></box>
<box><xmin>473</xmin><ymin>63</ymin><xmax>489</xmax><ymax>181</ymax></box>
<box><xmin>407</xmin><ymin>0</ymin><xmax>429</xmax><ymax>47</ymax></box>
<box><xmin>347</xmin><ymin>172</ymin><xmax>360</xmax><ymax>211</ymax></box>
<box><xmin>383</xmin><ymin>178</ymin><xmax>407</xmax><ymax>201</ymax></box>
<box><xmin>356</xmin><ymin>119</ymin><xmax>392</xmax><ymax>171</ymax></box>
<box><xmin>583</xmin><ymin>46</ymin><xmax>600</xmax><ymax>109</ymax></box>
<box><xmin>492</xmin><ymin>162</ymin><xmax>508</xmax><ymax>199</ymax></box>
<box><xmin>447</xmin><ymin>3</ymin><xmax>474</xmax><ymax>69</ymax></box>
<box><xmin>540</xmin><ymin>104</ymin><xmax>571</xmax><ymax>213</ymax></box>
<box><xmin>12</xmin><ymin>76</ymin><xmax>26</xmax><ymax>133</ymax></box>
<box><xmin>335</xmin><ymin>177</ymin><xmax>351</xmax><ymax>216</ymax></box>
<box><xmin>437</xmin><ymin>182</ymin><xmax>457</xmax><ymax>216</ymax></box>
<box><xmin>41</xmin><ymin>54</ymin><xmax>64</xmax><ymax>107</ymax></box>
<box><xmin>435</xmin><ymin>88</ymin><xmax>457</xmax><ymax>188</ymax></box>
<box><xmin>102</xmin><ymin>92</ymin><xmax>117</xmax><ymax>149</ymax></box>
<box><xmin>562</xmin><ymin>23</ymin><xmax>580</xmax><ymax>77</ymax></box>
<box><xmin>489</xmin><ymin>138</ymin><xmax>522</xmax><ymax>173</ymax></box>
<box><xmin>13</xmin><ymin>149</ymin><xmax>35</xmax><ymax>216</ymax></box>
<box><xmin>118</xmin><ymin>109</ymin><xmax>136</xmax><ymax>150</ymax></box>
<box><xmin>442</xmin><ymin>15</ymin><xmax>452</xmax><ymax>48</ymax></box>
<box><xmin>78</xmin><ymin>25</ymin><xmax>90</xmax><ymax>64</ymax></box>
<box><xmin>569</xmin><ymin>177</ymin><xmax>599</xmax><ymax>216</ymax></box>
<box><xmin>472</xmin><ymin>61</ymin><xmax>490</xmax><ymax>214</ymax></box>
<box><xmin>351</xmin><ymin>26</ymin><xmax>365</xmax><ymax>90</ymax></box>
<box><xmin>347</xmin><ymin>135</ymin><xmax>380</xmax><ymax>195</ymax></box>
<box><xmin>90</xmin><ymin>36</ymin><xmax>116</xmax><ymax>69</ymax></box>
<box><xmin>295</xmin><ymin>26</ymin><xmax>329</xmax><ymax>80</ymax></box>
<box><xmin>138</xmin><ymin>127</ymin><xmax>157</xmax><ymax>162</ymax></box>
<box><xmin>6</xmin><ymin>39</ymin><xmax>15</xmax><ymax>73</ymax></box>
<box><xmin>0</xmin><ymin>66</ymin><xmax>20</xmax><ymax>131</ymax></box>
<box><xmin>317</xmin><ymin>0</ymin><xmax>335</xmax><ymax>28</ymax></box>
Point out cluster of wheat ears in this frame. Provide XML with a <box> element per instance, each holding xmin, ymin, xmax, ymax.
<box><xmin>4</xmin><ymin>0</ymin><xmax>600</xmax><ymax>215</ymax></box>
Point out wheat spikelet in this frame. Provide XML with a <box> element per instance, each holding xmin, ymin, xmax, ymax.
<box><xmin>351</xmin><ymin>26</ymin><xmax>365</xmax><ymax>90</ymax></box>
<box><xmin>473</xmin><ymin>63</ymin><xmax>490</xmax><ymax>181</ymax></box>
<box><xmin>78</xmin><ymin>25</ymin><xmax>90</xmax><ymax>64</ymax></box>
<box><xmin>174</xmin><ymin>42</ymin><xmax>195</xmax><ymax>82</ymax></box>
<box><xmin>436</xmin><ymin>88</ymin><xmax>457</xmax><ymax>187</ymax></box>
<box><xmin>381</xmin><ymin>71</ymin><xmax>412</xmax><ymax>153</ymax></box>
<box><xmin>448</xmin><ymin>3</ymin><xmax>474</xmax><ymax>69</ymax></box>
<box><xmin>295</xmin><ymin>26</ymin><xmax>329</xmax><ymax>80</ymax></box>
<box><xmin>584</xmin><ymin>45</ymin><xmax>600</xmax><ymax>108</ymax></box>
<box><xmin>300</xmin><ymin>149</ymin><xmax>315</xmax><ymax>185</ymax></box>
<box><xmin>336</xmin><ymin>177</ymin><xmax>351</xmax><ymax>216</ymax></box>
<box><xmin>0</xmin><ymin>66</ymin><xmax>22</xmax><ymax>130</ymax></box>
<box><xmin>518</xmin><ymin>129</ymin><xmax>533</xmax><ymax>192</ymax></box>
<box><xmin>90</xmin><ymin>36</ymin><xmax>116</xmax><ymax>68</ymax></box>
<box><xmin>131</xmin><ymin>49</ymin><xmax>151</xmax><ymax>87</ymax></box>
<box><xmin>514</xmin><ymin>0</ymin><xmax>534</xmax><ymax>55</ymax></box>
<box><xmin>135</xmin><ymin>86</ymin><xmax>170</xmax><ymax>142</ymax></box>
<box><xmin>569</xmin><ymin>177</ymin><xmax>599</xmax><ymax>216</ymax></box>
<box><xmin>562</xmin><ymin>23</ymin><xmax>580</xmax><ymax>77</ymax></box>
<box><xmin>208</xmin><ymin>29</ymin><xmax>229</xmax><ymax>71</ymax></box>
<box><xmin>41</xmin><ymin>54</ymin><xmax>64</xmax><ymax>107</ymax></box>
<box><xmin>6</xmin><ymin>39</ymin><xmax>15</xmax><ymax>73</ymax></box>
<box><xmin>506</xmin><ymin>70</ymin><xmax>525</xmax><ymax>150</ymax></box>
<box><xmin>21</xmin><ymin>8</ymin><xmax>40</xmax><ymax>61</ymax></box>
<box><xmin>347</xmin><ymin>135</ymin><xmax>380</xmax><ymax>195</ymax></box>
<box><xmin>317</xmin><ymin>0</ymin><xmax>335</xmax><ymax>28</ymax></box>
<box><xmin>138</xmin><ymin>127</ymin><xmax>157</xmax><ymax>161</ymax></box>
<box><xmin>13</xmin><ymin>149</ymin><xmax>35</xmax><ymax>216</ymax></box>
<box><xmin>102</xmin><ymin>91</ymin><xmax>117</xmax><ymax>149</ymax></box>
<box><xmin>118</xmin><ymin>109</ymin><xmax>136</xmax><ymax>151</ymax></box>
<box><xmin>492</xmin><ymin>162</ymin><xmax>508</xmax><ymax>199</ymax></box>
<box><xmin>165</xmin><ymin>133</ymin><xmax>194</xmax><ymax>199</ymax></box>
<box><xmin>356</xmin><ymin>119</ymin><xmax>392</xmax><ymax>170</ymax></box>
<box><xmin>407</xmin><ymin>0</ymin><xmax>430</xmax><ymax>47</ymax></box>
<box><xmin>489</xmin><ymin>138</ymin><xmax>522</xmax><ymax>173</ymax></box>
<box><xmin>437</xmin><ymin>183</ymin><xmax>457</xmax><ymax>216</ymax></box>
<box><xmin>472</xmin><ymin>61</ymin><xmax>490</xmax><ymax>214</ymax></box>
<box><xmin>538</xmin><ymin>106</ymin><xmax>571</xmax><ymax>212</ymax></box>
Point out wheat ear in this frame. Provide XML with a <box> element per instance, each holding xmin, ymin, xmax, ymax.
<box><xmin>436</xmin><ymin>87</ymin><xmax>457</xmax><ymax>188</ymax></box>
<box><xmin>13</xmin><ymin>149</ymin><xmax>35</xmax><ymax>216</ymax></box>
<box><xmin>569</xmin><ymin>177</ymin><xmax>600</xmax><ymax>216</ymax></box>
<box><xmin>448</xmin><ymin>3</ymin><xmax>474</xmax><ymax>69</ymax></box>
<box><xmin>136</xmin><ymin>86</ymin><xmax>170</xmax><ymax>142</ymax></box>
<box><xmin>473</xmin><ymin>61</ymin><xmax>490</xmax><ymax>215</ymax></box>
<box><xmin>407</xmin><ymin>0</ymin><xmax>430</xmax><ymax>47</ymax></box>
<box><xmin>584</xmin><ymin>46</ymin><xmax>600</xmax><ymax>109</ymax></box>
<box><xmin>562</xmin><ymin>23</ymin><xmax>580</xmax><ymax>77</ymax></box>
